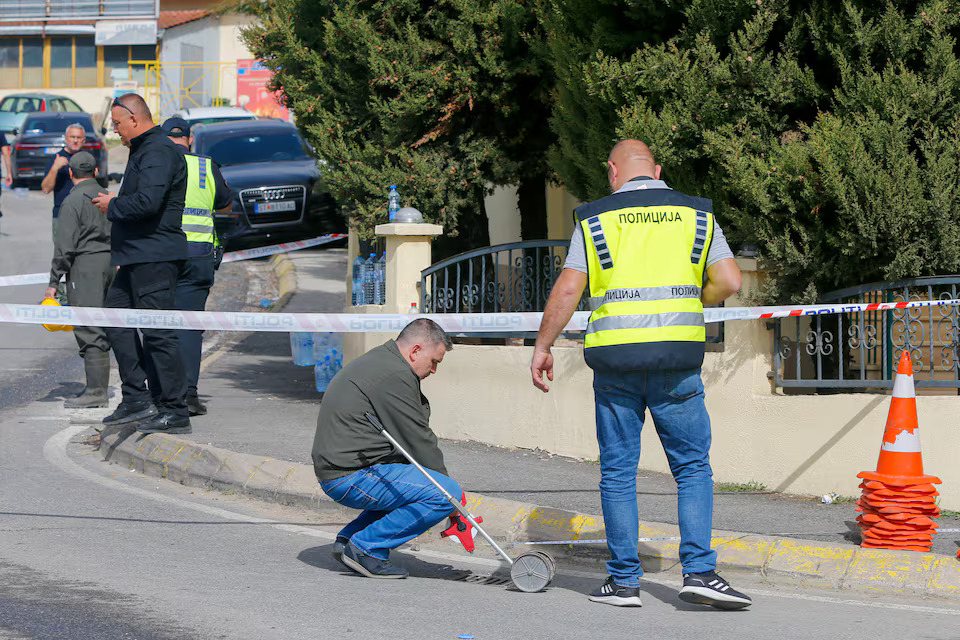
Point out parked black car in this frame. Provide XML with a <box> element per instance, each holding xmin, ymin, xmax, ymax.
<box><xmin>10</xmin><ymin>112</ymin><xmax>108</xmax><ymax>188</ymax></box>
<box><xmin>190</xmin><ymin>119</ymin><xmax>344</xmax><ymax>250</ymax></box>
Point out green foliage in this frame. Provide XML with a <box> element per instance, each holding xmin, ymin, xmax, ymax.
<box><xmin>241</xmin><ymin>0</ymin><xmax>553</xmax><ymax>252</ymax></box>
<box><xmin>714</xmin><ymin>480</ymin><xmax>768</xmax><ymax>492</ymax></box>
<box><xmin>551</xmin><ymin>0</ymin><xmax>960</xmax><ymax>302</ymax></box>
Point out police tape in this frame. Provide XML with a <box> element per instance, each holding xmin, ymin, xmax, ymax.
<box><xmin>219</xmin><ymin>233</ymin><xmax>346</xmax><ymax>263</ymax></box>
<box><xmin>0</xmin><ymin>233</ymin><xmax>347</xmax><ymax>288</ymax></box>
<box><xmin>0</xmin><ymin>297</ymin><xmax>957</xmax><ymax>333</ymax></box>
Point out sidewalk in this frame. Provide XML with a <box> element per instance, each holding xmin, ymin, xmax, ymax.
<box><xmin>98</xmin><ymin>248</ymin><xmax>960</xmax><ymax>598</ymax></box>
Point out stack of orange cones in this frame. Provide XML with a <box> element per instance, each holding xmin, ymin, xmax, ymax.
<box><xmin>856</xmin><ymin>351</ymin><xmax>941</xmax><ymax>552</ymax></box>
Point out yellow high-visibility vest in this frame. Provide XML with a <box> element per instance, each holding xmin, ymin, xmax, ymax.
<box><xmin>182</xmin><ymin>153</ymin><xmax>218</xmax><ymax>256</ymax></box>
<box><xmin>577</xmin><ymin>185</ymin><xmax>713</xmax><ymax>371</ymax></box>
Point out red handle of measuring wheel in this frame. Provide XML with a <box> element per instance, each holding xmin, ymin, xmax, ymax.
<box><xmin>440</xmin><ymin>492</ymin><xmax>482</xmax><ymax>553</ymax></box>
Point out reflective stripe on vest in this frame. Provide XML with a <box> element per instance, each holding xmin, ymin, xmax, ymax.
<box><xmin>576</xmin><ymin>189</ymin><xmax>713</xmax><ymax>371</ymax></box>
<box><xmin>182</xmin><ymin>154</ymin><xmax>217</xmax><ymax>255</ymax></box>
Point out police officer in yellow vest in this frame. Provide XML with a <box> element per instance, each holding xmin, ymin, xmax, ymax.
<box><xmin>158</xmin><ymin>116</ymin><xmax>233</xmax><ymax>416</ymax></box>
<box><xmin>532</xmin><ymin>140</ymin><xmax>751</xmax><ymax>610</ymax></box>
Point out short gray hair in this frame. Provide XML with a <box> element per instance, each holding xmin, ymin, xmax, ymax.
<box><xmin>65</xmin><ymin>123</ymin><xmax>86</xmax><ymax>136</ymax></box>
<box><xmin>397</xmin><ymin>318</ymin><xmax>453</xmax><ymax>351</ymax></box>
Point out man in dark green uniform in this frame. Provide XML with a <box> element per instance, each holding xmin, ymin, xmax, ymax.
<box><xmin>45</xmin><ymin>151</ymin><xmax>114</xmax><ymax>408</ymax></box>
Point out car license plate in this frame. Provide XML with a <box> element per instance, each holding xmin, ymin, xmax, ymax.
<box><xmin>254</xmin><ymin>201</ymin><xmax>296</xmax><ymax>213</ymax></box>
<box><xmin>44</xmin><ymin>147</ymin><xmax>61</xmax><ymax>155</ymax></box>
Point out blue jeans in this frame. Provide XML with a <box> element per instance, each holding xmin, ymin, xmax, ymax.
<box><xmin>320</xmin><ymin>463</ymin><xmax>460</xmax><ymax>560</ymax></box>
<box><xmin>594</xmin><ymin>368</ymin><xmax>716</xmax><ymax>587</ymax></box>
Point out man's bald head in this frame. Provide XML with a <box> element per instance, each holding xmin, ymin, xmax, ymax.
<box><xmin>115</xmin><ymin>93</ymin><xmax>152</xmax><ymax>120</ymax></box>
<box><xmin>111</xmin><ymin>92</ymin><xmax>155</xmax><ymax>147</ymax></box>
<box><xmin>607</xmin><ymin>139</ymin><xmax>661</xmax><ymax>192</ymax></box>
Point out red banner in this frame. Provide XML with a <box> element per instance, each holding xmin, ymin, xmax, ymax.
<box><xmin>236</xmin><ymin>59</ymin><xmax>290</xmax><ymax>121</ymax></box>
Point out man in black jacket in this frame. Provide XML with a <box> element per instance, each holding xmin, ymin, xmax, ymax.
<box><xmin>312</xmin><ymin>318</ymin><xmax>457</xmax><ymax>579</ymax></box>
<box><xmin>92</xmin><ymin>93</ymin><xmax>191</xmax><ymax>434</ymax></box>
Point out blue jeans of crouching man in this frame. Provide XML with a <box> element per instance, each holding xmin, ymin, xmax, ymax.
<box><xmin>594</xmin><ymin>367</ymin><xmax>717</xmax><ymax>588</ymax></box>
<box><xmin>320</xmin><ymin>463</ymin><xmax>461</xmax><ymax>560</ymax></box>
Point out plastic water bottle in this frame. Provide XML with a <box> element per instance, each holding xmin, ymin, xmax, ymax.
<box><xmin>315</xmin><ymin>355</ymin><xmax>333</xmax><ymax>392</ymax></box>
<box><xmin>314</xmin><ymin>359</ymin><xmax>328</xmax><ymax>393</ymax></box>
<box><xmin>409</xmin><ymin>302</ymin><xmax>418</xmax><ymax>314</ymax></box>
<box><xmin>362</xmin><ymin>253</ymin><xmax>376</xmax><ymax>305</ymax></box>
<box><xmin>289</xmin><ymin>332</ymin><xmax>314</xmax><ymax>366</ymax></box>
<box><xmin>329</xmin><ymin>349</ymin><xmax>341</xmax><ymax>378</ymax></box>
<box><xmin>388</xmin><ymin>185</ymin><xmax>400</xmax><ymax>222</ymax></box>
<box><xmin>351</xmin><ymin>256</ymin><xmax>366</xmax><ymax>305</ymax></box>
<box><xmin>373</xmin><ymin>253</ymin><xmax>386</xmax><ymax>304</ymax></box>
<box><xmin>312</xmin><ymin>332</ymin><xmax>330</xmax><ymax>364</ymax></box>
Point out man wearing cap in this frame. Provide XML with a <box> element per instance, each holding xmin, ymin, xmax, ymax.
<box><xmin>92</xmin><ymin>93</ymin><xmax>191</xmax><ymax>434</ymax></box>
<box><xmin>158</xmin><ymin>116</ymin><xmax>233</xmax><ymax>416</ymax></box>
<box><xmin>44</xmin><ymin>151</ymin><xmax>114</xmax><ymax>408</ymax></box>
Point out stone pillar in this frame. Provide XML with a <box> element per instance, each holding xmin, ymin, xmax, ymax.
<box><xmin>342</xmin><ymin>222</ymin><xmax>443</xmax><ymax>363</ymax></box>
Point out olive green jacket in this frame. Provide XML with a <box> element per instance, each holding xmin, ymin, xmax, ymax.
<box><xmin>311</xmin><ymin>340</ymin><xmax>448</xmax><ymax>481</ymax></box>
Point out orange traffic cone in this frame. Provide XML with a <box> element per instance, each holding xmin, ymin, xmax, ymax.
<box><xmin>858</xmin><ymin>352</ymin><xmax>941</xmax><ymax>486</ymax></box>
<box><xmin>856</xmin><ymin>351</ymin><xmax>941</xmax><ymax>553</ymax></box>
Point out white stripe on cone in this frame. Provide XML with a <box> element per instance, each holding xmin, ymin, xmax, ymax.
<box><xmin>891</xmin><ymin>371</ymin><xmax>916</xmax><ymax>399</ymax></box>
<box><xmin>880</xmin><ymin>429</ymin><xmax>923</xmax><ymax>453</ymax></box>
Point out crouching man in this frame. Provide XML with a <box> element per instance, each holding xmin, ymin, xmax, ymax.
<box><xmin>311</xmin><ymin>318</ymin><xmax>457</xmax><ymax>579</ymax></box>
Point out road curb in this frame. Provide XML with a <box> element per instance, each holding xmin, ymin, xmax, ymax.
<box><xmin>270</xmin><ymin>253</ymin><xmax>297</xmax><ymax>309</ymax></box>
<box><xmin>96</xmin><ymin>427</ymin><xmax>960</xmax><ymax>599</ymax></box>
<box><xmin>94</xmin><ymin>250</ymin><xmax>960</xmax><ymax>599</ymax></box>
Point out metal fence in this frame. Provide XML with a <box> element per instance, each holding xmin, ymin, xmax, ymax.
<box><xmin>420</xmin><ymin>240</ymin><xmax>583</xmax><ymax>315</ymax></box>
<box><xmin>419</xmin><ymin>239</ymin><xmax>723</xmax><ymax>344</ymax></box>
<box><xmin>773</xmin><ymin>276</ymin><xmax>960</xmax><ymax>390</ymax></box>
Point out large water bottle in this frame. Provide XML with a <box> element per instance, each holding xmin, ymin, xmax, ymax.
<box><xmin>289</xmin><ymin>332</ymin><xmax>314</xmax><ymax>366</ymax></box>
<box><xmin>315</xmin><ymin>355</ymin><xmax>333</xmax><ymax>392</ymax></box>
<box><xmin>373</xmin><ymin>253</ymin><xmax>386</xmax><ymax>305</ymax></box>
<box><xmin>362</xmin><ymin>253</ymin><xmax>376</xmax><ymax>305</ymax></box>
<box><xmin>329</xmin><ymin>349</ymin><xmax>341</xmax><ymax>378</ymax></box>
<box><xmin>314</xmin><ymin>358</ymin><xmax>328</xmax><ymax>393</ymax></box>
<box><xmin>388</xmin><ymin>185</ymin><xmax>400</xmax><ymax>222</ymax></box>
<box><xmin>312</xmin><ymin>332</ymin><xmax>330</xmax><ymax>364</ymax></box>
<box><xmin>351</xmin><ymin>256</ymin><xmax>366</xmax><ymax>305</ymax></box>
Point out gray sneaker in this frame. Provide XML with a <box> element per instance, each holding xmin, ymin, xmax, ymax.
<box><xmin>340</xmin><ymin>542</ymin><xmax>408</xmax><ymax>579</ymax></box>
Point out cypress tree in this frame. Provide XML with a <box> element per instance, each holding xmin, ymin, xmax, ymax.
<box><xmin>241</xmin><ymin>0</ymin><xmax>554</xmax><ymax>256</ymax></box>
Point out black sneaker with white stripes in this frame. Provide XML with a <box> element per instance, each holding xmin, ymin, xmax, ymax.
<box><xmin>679</xmin><ymin>571</ymin><xmax>752</xmax><ymax>610</ymax></box>
<box><xmin>588</xmin><ymin>576</ymin><xmax>642</xmax><ymax>607</ymax></box>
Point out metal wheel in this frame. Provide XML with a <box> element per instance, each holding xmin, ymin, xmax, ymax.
<box><xmin>509</xmin><ymin>552</ymin><xmax>555</xmax><ymax>593</ymax></box>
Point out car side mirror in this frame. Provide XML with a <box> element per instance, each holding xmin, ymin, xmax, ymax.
<box><xmin>101</xmin><ymin>127</ymin><xmax>107</xmax><ymax>136</ymax></box>
<box><xmin>11</xmin><ymin>128</ymin><xmax>18</xmax><ymax>136</ymax></box>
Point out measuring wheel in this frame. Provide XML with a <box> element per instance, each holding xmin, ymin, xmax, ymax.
<box><xmin>509</xmin><ymin>551</ymin><xmax>556</xmax><ymax>592</ymax></box>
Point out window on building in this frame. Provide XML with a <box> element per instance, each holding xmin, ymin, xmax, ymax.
<box><xmin>49</xmin><ymin>36</ymin><xmax>73</xmax><ymax>88</ymax></box>
<box><xmin>75</xmin><ymin>36</ymin><xmax>97</xmax><ymax>87</ymax></box>
<box><xmin>129</xmin><ymin>44</ymin><xmax>155</xmax><ymax>86</ymax></box>
<box><xmin>0</xmin><ymin>36</ymin><xmax>154</xmax><ymax>89</ymax></box>
<box><xmin>104</xmin><ymin>44</ymin><xmax>155</xmax><ymax>86</ymax></box>
<box><xmin>22</xmin><ymin>38</ymin><xmax>43</xmax><ymax>88</ymax></box>
<box><xmin>0</xmin><ymin>37</ymin><xmax>43</xmax><ymax>89</ymax></box>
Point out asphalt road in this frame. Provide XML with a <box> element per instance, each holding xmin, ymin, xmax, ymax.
<box><xmin>3</xmin><ymin>188</ymin><xmax>960</xmax><ymax>639</ymax></box>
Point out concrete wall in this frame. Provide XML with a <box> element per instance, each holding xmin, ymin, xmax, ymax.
<box><xmin>342</xmin><ymin>192</ymin><xmax>960</xmax><ymax>509</ymax></box>
<box><xmin>418</xmin><ymin>259</ymin><xmax>960</xmax><ymax>509</ymax></box>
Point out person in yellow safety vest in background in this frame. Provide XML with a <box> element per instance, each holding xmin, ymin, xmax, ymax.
<box><xmin>531</xmin><ymin>139</ymin><xmax>751</xmax><ymax>610</ymax></box>
<box><xmin>152</xmin><ymin>116</ymin><xmax>233</xmax><ymax>417</ymax></box>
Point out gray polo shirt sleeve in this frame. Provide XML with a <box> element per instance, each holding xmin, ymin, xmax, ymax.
<box><xmin>563</xmin><ymin>219</ymin><xmax>734</xmax><ymax>274</ymax></box>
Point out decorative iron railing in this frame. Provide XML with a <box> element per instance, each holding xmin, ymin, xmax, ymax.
<box><xmin>420</xmin><ymin>240</ymin><xmax>586</xmax><ymax>315</ymax></box>
<box><xmin>773</xmin><ymin>276</ymin><xmax>960</xmax><ymax>389</ymax></box>
<box><xmin>419</xmin><ymin>239</ymin><xmax>723</xmax><ymax>344</ymax></box>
